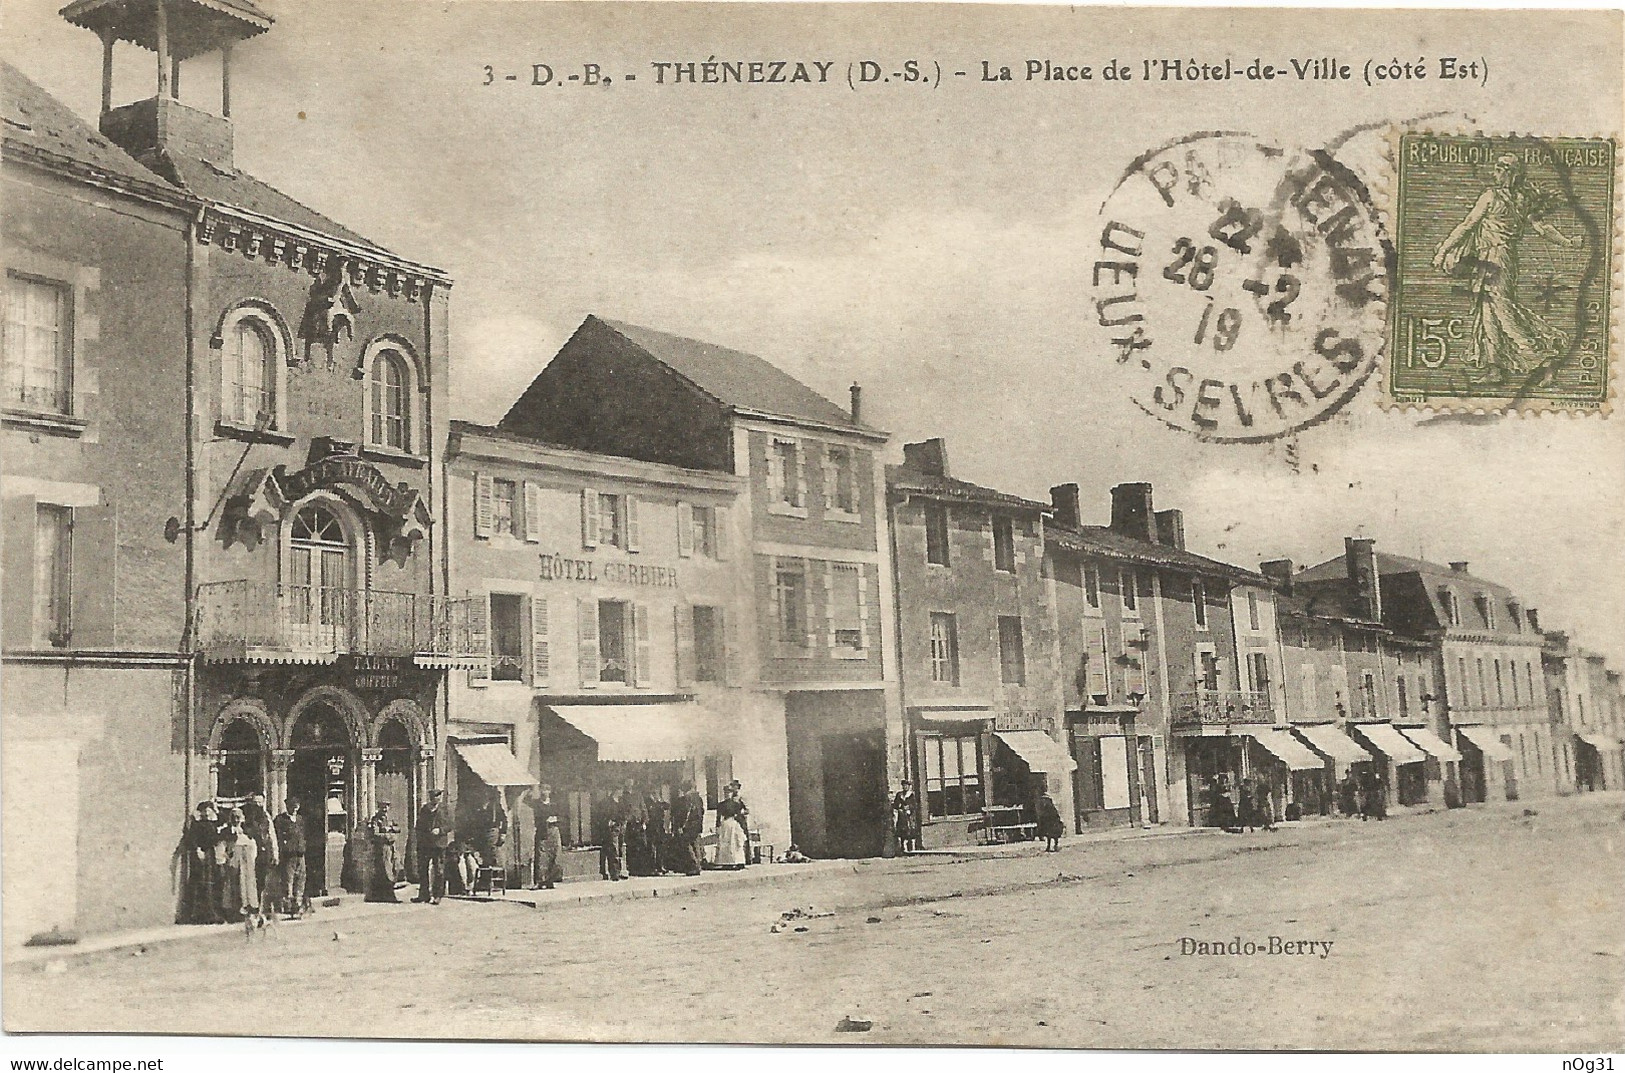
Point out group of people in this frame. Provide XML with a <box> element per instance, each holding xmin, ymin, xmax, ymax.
<box><xmin>1204</xmin><ymin>774</ymin><xmax>1278</xmax><ymax>833</ymax></box>
<box><xmin>179</xmin><ymin>793</ymin><xmax>309</xmax><ymax>924</ymax></box>
<box><xmin>1337</xmin><ymin>767</ymin><xmax>1389</xmax><ymax>821</ymax></box>
<box><xmin>597</xmin><ymin>779</ymin><xmax>749</xmax><ymax>880</ymax></box>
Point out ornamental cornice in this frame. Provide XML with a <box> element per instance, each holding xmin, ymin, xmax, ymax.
<box><xmin>195</xmin><ymin>206</ymin><xmax>450</xmax><ymax>301</ymax></box>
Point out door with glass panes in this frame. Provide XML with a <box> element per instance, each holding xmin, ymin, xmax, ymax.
<box><xmin>287</xmin><ymin>504</ymin><xmax>353</xmax><ymax>650</ymax></box>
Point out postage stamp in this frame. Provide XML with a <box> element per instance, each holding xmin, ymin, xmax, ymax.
<box><xmin>1386</xmin><ymin>133</ymin><xmax>1618</xmax><ymax>413</ymax></box>
<box><xmin>1092</xmin><ymin>133</ymin><xmax>1392</xmax><ymax>443</ymax></box>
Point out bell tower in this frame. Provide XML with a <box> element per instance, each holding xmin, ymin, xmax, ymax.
<box><xmin>60</xmin><ymin>0</ymin><xmax>273</xmax><ymax>169</ymax></box>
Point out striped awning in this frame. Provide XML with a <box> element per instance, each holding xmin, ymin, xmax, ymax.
<box><xmin>1252</xmin><ymin>729</ymin><xmax>1325</xmax><ymax>771</ymax></box>
<box><xmin>1293</xmin><ymin>723</ymin><xmax>1374</xmax><ymax>765</ymax></box>
<box><xmin>1350</xmin><ymin>722</ymin><xmax>1427</xmax><ymax>766</ymax></box>
<box><xmin>1399</xmin><ymin>726</ymin><xmax>1463</xmax><ymax>763</ymax></box>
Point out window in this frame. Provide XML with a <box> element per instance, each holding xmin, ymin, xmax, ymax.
<box><xmin>829</xmin><ymin>563</ymin><xmax>866</xmax><ymax>652</ymax></box>
<box><xmin>1121</xmin><ymin>569</ymin><xmax>1139</xmax><ymax>614</ymax></box>
<box><xmin>1192</xmin><ymin>579</ymin><xmax>1208</xmax><ymax>628</ymax></box>
<box><xmin>1494</xmin><ymin>659</ymin><xmax>1505</xmax><ymax>704</ymax></box>
<box><xmin>32</xmin><ymin>504</ymin><xmax>72</xmax><ymax>647</ymax></box>
<box><xmin>1083</xmin><ymin>564</ymin><xmax>1101</xmax><ymax>611</ymax></box>
<box><xmin>993</xmin><ymin>516</ymin><xmax>1016</xmax><ymax>572</ymax></box>
<box><xmin>998</xmin><ymin>616</ymin><xmax>1026</xmax><ymax>686</ymax></box>
<box><xmin>1527</xmin><ymin>662</ymin><xmax>1536</xmax><ymax>704</ymax></box>
<box><xmin>825</xmin><ymin>444</ymin><xmax>858</xmax><ymax>515</ymax></box>
<box><xmin>287</xmin><ymin>503</ymin><xmax>352</xmax><ymax>637</ymax></box>
<box><xmin>1477</xmin><ymin>594</ymin><xmax>1496</xmax><ymax>630</ymax></box>
<box><xmin>929</xmin><ymin>612</ymin><xmax>959</xmax><ymax>684</ymax></box>
<box><xmin>4</xmin><ymin>275</ymin><xmax>70</xmax><ymax>414</ymax></box>
<box><xmin>770</xmin><ymin>439</ymin><xmax>804</xmax><ymax>510</ymax></box>
<box><xmin>692</xmin><ymin>606</ymin><xmax>723</xmax><ymax>682</ymax></box>
<box><xmin>922</xmin><ymin>733</ymin><xmax>983</xmax><ymax>818</ymax></box>
<box><xmin>223</xmin><ymin>317</ymin><xmax>275</xmax><ymax>427</ymax></box>
<box><xmin>598</xmin><ymin>599</ymin><xmax>630</xmax><ymax>683</ymax></box>
<box><xmin>597</xmin><ymin>493</ymin><xmax>623</xmax><ymax>548</ymax></box>
<box><xmin>1476</xmin><ymin>658</ymin><xmax>1488</xmax><ymax>706</ymax></box>
<box><xmin>775</xmin><ymin>562</ymin><xmax>808</xmax><ymax>646</ymax></box>
<box><xmin>369</xmin><ymin>350</ymin><xmax>409</xmax><ymax>450</ymax></box>
<box><xmin>689</xmin><ymin>504</ymin><xmax>718</xmax><ymax>558</ymax></box>
<box><xmin>1509</xmin><ymin>600</ymin><xmax>1523</xmax><ymax>633</ymax></box>
<box><xmin>492</xmin><ymin>478</ymin><xmax>518</xmax><ymax>536</ymax></box>
<box><xmin>1510</xmin><ymin>661</ymin><xmax>1520</xmax><ymax>704</ymax></box>
<box><xmin>1441</xmin><ymin>589</ymin><xmax>1461</xmax><ymax>627</ymax></box>
<box><xmin>489</xmin><ymin>592</ymin><xmax>525</xmax><ymax>681</ymax></box>
<box><xmin>924</xmin><ymin>503</ymin><xmax>950</xmax><ymax>566</ymax></box>
<box><xmin>1198</xmin><ymin>650</ymin><xmax>1220</xmax><ymax>691</ymax></box>
<box><xmin>1247</xmin><ymin>589</ymin><xmax>1261</xmax><ymax>632</ymax></box>
<box><xmin>1456</xmin><ymin>657</ymin><xmax>1468</xmax><ymax>706</ymax></box>
<box><xmin>1361</xmin><ymin>671</ymin><xmax>1378</xmax><ymax>719</ymax></box>
<box><xmin>1247</xmin><ymin>652</ymin><xmax>1271</xmax><ymax>696</ymax></box>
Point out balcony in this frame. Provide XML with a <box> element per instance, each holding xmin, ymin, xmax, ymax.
<box><xmin>1172</xmin><ymin>689</ymin><xmax>1278</xmax><ymax>735</ymax></box>
<box><xmin>195</xmin><ymin>581</ymin><xmax>483</xmax><ymax>667</ymax></box>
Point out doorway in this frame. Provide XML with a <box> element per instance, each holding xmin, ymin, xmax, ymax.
<box><xmin>820</xmin><ymin>730</ymin><xmax>886</xmax><ymax>858</ymax></box>
<box><xmin>287</xmin><ymin>703</ymin><xmax>355</xmax><ymax>896</ymax></box>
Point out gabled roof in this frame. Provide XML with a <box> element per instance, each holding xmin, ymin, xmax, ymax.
<box><xmin>1046</xmin><ymin>522</ymin><xmax>1268</xmax><ymax>585</ymax></box>
<box><xmin>886</xmin><ymin>465</ymin><xmax>1048</xmax><ymax>515</ymax></box>
<box><xmin>591</xmin><ymin>316</ymin><xmax>883</xmax><ymax>436</ymax></box>
<box><xmin>1</xmin><ymin>61</ymin><xmax>185</xmax><ymax>206</ymax></box>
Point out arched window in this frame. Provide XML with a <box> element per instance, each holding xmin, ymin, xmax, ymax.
<box><xmin>224</xmin><ymin>318</ymin><xmax>276</xmax><ymax>427</ymax></box>
<box><xmin>370</xmin><ymin>350</ymin><xmax>409</xmax><ymax>450</ymax></box>
<box><xmin>288</xmin><ymin>502</ymin><xmax>354</xmax><ymax>641</ymax></box>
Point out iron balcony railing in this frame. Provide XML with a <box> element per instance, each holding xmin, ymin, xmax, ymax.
<box><xmin>1172</xmin><ymin>688</ymin><xmax>1278</xmax><ymax>730</ymax></box>
<box><xmin>195</xmin><ymin>581</ymin><xmax>480</xmax><ymax>662</ymax></box>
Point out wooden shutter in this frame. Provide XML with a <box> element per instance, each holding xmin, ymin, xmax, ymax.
<box><xmin>674</xmin><ymin>604</ymin><xmax>694</xmax><ymax>686</ymax></box>
<box><xmin>2</xmin><ymin>494</ymin><xmax>37</xmax><ymax>648</ymax></box>
<box><xmin>580</xmin><ymin>489</ymin><xmax>598</xmax><ymax>549</ymax></box>
<box><xmin>766</xmin><ymin>441</ymin><xmax>783</xmax><ymax>503</ymax></box>
<box><xmin>794</xmin><ymin>444</ymin><xmax>808</xmax><ymax>508</ymax></box>
<box><xmin>467</xmin><ymin>593</ymin><xmax>491</xmax><ymax>686</ymax></box>
<box><xmin>528</xmin><ymin>595</ymin><xmax>550</xmax><ymax>685</ymax></box>
<box><xmin>522</xmin><ymin>482</ymin><xmax>543</xmax><ymax>544</ymax></box>
<box><xmin>677</xmin><ymin>502</ymin><xmax>693</xmax><ymax>558</ymax></box>
<box><xmin>823</xmin><ymin>562</ymin><xmax>836</xmax><ymax>653</ymax></box>
<box><xmin>801</xmin><ymin>563</ymin><xmax>815</xmax><ymax>649</ymax></box>
<box><xmin>713</xmin><ymin>505</ymin><xmax>729</xmax><ymax>561</ymax></box>
<box><xmin>856</xmin><ymin>563</ymin><xmax>870</xmax><ymax>653</ymax></box>
<box><xmin>474</xmin><ymin>474</ymin><xmax>494</xmax><ymax>538</ymax></box>
<box><xmin>577</xmin><ymin>598</ymin><xmax>598</xmax><ymax>688</ymax></box>
<box><xmin>1088</xmin><ymin>625</ymin><xmax>1110</xmax><ymax>697</ymax></box>
<box><xmin>70</xmin><ymin>503</ymin><xmax>116</xmax><ymax>649</ymax></box>
<box><xmin>625</xmin><ymin>495</ymin><xmax>641</xmax><ymax>553</ymax></box>
<box><xmin>632</xmin><ymin>603</ymin><xmax>652</xmax><ymax>687</ymax></box>
<box><xmin>722</xmin><ymin>607</ymin><xmax>741</xmax><ymax>685</ymax></box>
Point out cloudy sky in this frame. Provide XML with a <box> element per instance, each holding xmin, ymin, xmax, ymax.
<box><xmin>7</xmin><ymin>1</ymin><xmax>1623</xmax><ymax>662</ymax></box>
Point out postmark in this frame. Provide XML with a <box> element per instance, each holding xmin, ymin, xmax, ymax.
<box><xmin>1386</xmin><ymin>132</ymin><xmax>1617</xmax><ymax>413</ymax></box>
<box><xmin>1092</xmin><ymin>133</ymin><xmax>1392</xmax><ymax>443</ymax></box>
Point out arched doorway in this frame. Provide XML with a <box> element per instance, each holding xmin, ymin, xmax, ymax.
<box><xmin>376</xmin><ymin>719</ymin><xmax>417</xmax><ymax>876</ymax></box>
<box><xmin>288</xmin><ymin>501</ymin><xmax>355</xmax><ymax>650</ymax></box>
<box><xmin>287</xmin><ymin>702</ymin><xmax>356</xmax><ymax>895</ymax></box>
<box><xmin>216</xmin><ymin>719</ymin><xmax>266</xmax><ymax>799</ymax></box>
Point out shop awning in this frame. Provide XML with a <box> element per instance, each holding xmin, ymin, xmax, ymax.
<box><xmin>909</xmin><ymin>704</ymin><xmax>994</xmax><ymax>724</ymax></box>
<box><xmin>452</xmin><ymin>741</ymin><xmax>534</xmax><ymax>787</ymax></box>
<box><xmin>1455</xmin><ymin>725</ymin><xmax>1515</xmax><ymax>762</ymax></box>
<box><xmin>542</xmin><ymin>704</ymin><xmax>697</xmax><ymax>763</ymax></box>
<box><xmin>1253</xmin><ymin>729</ymin><xmax>1325</xmax><ymax>771</ymax></box>
<box><xmin>1350</xmin><ymin>722</ymin><xmax>1427</xmax><ymax>766</ymax></box>
<box><xmin>993</xmin><ymin>730</ymin><xmax>1077</xmax><ymax>773</ymax></box>
<box><xmin>1575</xmin><ymin>731</ymin><xmax>1625</xmax><ymax>754</ymax></box>
<box><xmin>1293</xmin><ymin>723</ymin><xmax>1374</xmax><ymax>765</ymax></box>
<box><xmin>1399</xmin><ymin>726</ymin><xmax>1463</xmax><ymax>763</ymax></box>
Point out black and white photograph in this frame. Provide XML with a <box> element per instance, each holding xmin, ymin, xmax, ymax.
<box><xmin>1</xmin><ymin>0</ymin><xmax>1621</xmax><ymax>1060</ymax></box>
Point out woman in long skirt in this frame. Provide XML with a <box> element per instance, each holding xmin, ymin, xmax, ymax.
<box><xmin>365</xmin><ymin>803</ymin><xmax>401</xmax><ymax>903</ymax></box>
<box><xmin>713</xmin><ymin>782</ymin><xmax>749</xmax><ymax>869</ymax></box>
<box><xmin>219</xmin><ymin>811</ymin><xmax>259</xmax><ymax>921</ymax></box>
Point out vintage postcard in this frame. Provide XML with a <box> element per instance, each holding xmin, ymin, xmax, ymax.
<box><xmin>2</xmin><ymin>0</ymin><xmax>1622</xmax><ymax>1057</ymax></box>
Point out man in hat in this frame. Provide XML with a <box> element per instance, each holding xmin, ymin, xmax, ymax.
<box><xmin>415</xmin><ymin>789</ymin><xmax>454</xmax><ymax>904</ymax></box>
<box><xmin>527</xmin><ymin>783</ymin><xmax>567</xmax><ymax>890</ymax></box>
<box><xmin>272</xmin><ymin>797</ymin><xmax>308</xmax><ymax>919</ymax></box>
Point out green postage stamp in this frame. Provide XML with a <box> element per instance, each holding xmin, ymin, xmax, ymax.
<box><xmin>1388</xmin><ymin>133</ymin><xmax>1617</xmax><ymax>413</ymax></box>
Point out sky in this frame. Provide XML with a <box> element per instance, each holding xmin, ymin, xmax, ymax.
<box><xmin>5</xmin><ymin>1</ymin><xmax>1623</xmax><ymax>664</ymax></box>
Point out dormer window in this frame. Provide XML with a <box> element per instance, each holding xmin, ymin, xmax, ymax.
<box><xmin>1508</xmin><ymin>600</ymin><xmax>1523</xmax><ymax>633</ymax></box>
<box><xmin>1440</xmin><ymin>588</ymin><xmax>1460</xmax><ymax>627</ymax></box>
<box><xmin>1475</xmin><ymin>593</ymin><xmax>1496</xmax><ymax>630</ymax></box>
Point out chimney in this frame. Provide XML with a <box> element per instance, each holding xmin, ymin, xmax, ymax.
<box><xmin>1527</xmin><ymin>608</ymin><xmax>1541</xmax><ymax>632</ymax></box>
<box><xmin>902</xmin><ymin>438</ymin><xmax>950</xmax><ymax>478</ymax></box>
<box><xmin>1450</xmin><ymin>561</ymin><xmax>1470</xmax><ymax>574</ymax></box>
<box><xmin>849</xmin><ymin>383</ymin><xmax>862</xmax><ymax>425</ymax></box>
<box><xmin>1345</xmin><ymin>537</ymin><xmax>1382</xmax><ymax>621</ymax></box>
<box><xmin>1154</xmin><ymin>509</ymin><xmax>1185</xmax><ymax>550</ymax></box>
<box><xmin>1110</xmin><ymin>483</ymin><xmax>1158</xmax><ymax>543</ymax></box>
<box><xmin>1050</xmin><ymin>484</ymin><xmax>1081</xmax><ymax>530</ymax></box>
<box><xmin>1259</xmin><ymin>559</ymin><xmax>1295</xmax><ymax>595</ymax></box>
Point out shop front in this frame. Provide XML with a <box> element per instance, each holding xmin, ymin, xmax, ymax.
<box><xmin>1068</xmin><ymin>707</ymin><xmax>1157</xmax><ymax>829</ymax></box>
<box><xmin>1349</xmin><ymin>721</ymin><xmax>1429</xmax><ymax>808</ymax></box>
<box><xmin>1573</xmin><ymin>731</ymin><xmax>1624</xmax><ymax>791</ymax></box>
<box><xmin>446</xmin><ymin>735</ymin><xmax>536</xmax><ymax>884</ymax></box>
<box><xmin>911</xmin><ymin>711</ymin><xmax>992</xmax><ymax>848</ymax></box>
<box><xmin>1397</xmin><ymin>725</ymin><xmax>1464</xmax><ymax>806</ymax></box>
<box><xmin>1247</xmin><ymin>728</ymin><xmax>1326</xmax><ymax>821</ymax></box>
<box><xmin>1291</xmin><ymin>722</ymin><xmax>1376</xmax><ymax>817</ymax></box>
<box><xmin>1454</xmin><ymin>724</ymin><xmax>1516</xmax><ymax>803</ymax></box>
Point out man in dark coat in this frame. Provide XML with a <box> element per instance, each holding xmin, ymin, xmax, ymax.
<box><xmin>528</xmin><ymin>784</ymin><xmax>567</xmax><ymax>889</ymax></box>
<box><xmin>415</xmin><ymin>789</ymin><xmax>454</xmax><ymax>903</ymax></box>
<box><xmin>272</xmin><ymin>798</ymin><xmax>308</xmax><ymax>918</ymax></box>
<box><xmin>669</xmin><ymin>781</ymin><xmax>706</xmax><ymax>876</ymax></box>
<box><xmin>240</xmin><ymin>791</ymin><xmax>279</xmax><ymax>909</ymax></box>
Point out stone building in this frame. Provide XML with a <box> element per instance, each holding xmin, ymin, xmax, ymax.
<box><xmin>2</xmin><ymin>0</ymin><xmax>471</xmax><ymax>940</ymax></box>
<box><xmin>496</xmin><ymin>316</ymin><xmax>900</xmax><ymax>857</ymax></box>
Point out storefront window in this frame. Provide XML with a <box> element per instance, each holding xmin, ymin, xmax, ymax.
<box><xmin>923</xmin><ymin>733</ymin><xmax>982</xmax><ymax>818</ymax></box>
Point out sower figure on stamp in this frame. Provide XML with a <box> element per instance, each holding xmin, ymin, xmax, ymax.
<box><xmin>1433</xmin><ymin>153</ymin><xmax>1582</xmax><ymax>385</ymax></box>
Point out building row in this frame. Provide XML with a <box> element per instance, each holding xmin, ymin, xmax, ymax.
<box><xmin>4</xmin><ymin>0</ymin><xmax>1623</xmax><ymax>943</ymax></box>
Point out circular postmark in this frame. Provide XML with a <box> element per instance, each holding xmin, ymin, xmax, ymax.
<box><xmin>1091</xmin><ymin>132</ymin><xmax>1394</xmax><ymax>442</ymax></box>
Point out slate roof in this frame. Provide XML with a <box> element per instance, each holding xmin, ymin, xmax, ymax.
<box><xmin>1</xmin><ymin>61</ymin><xmax>184</xmax><ymax>204</ymax></box>
<box><xmin>160</xmin><ymin>152</ymin><xmax>390</xmax><ymax>256</ymax></box>
<box><xmin>1046</xmin><ymin>522</ymin><xmax>1268</xmax><ymax>585</ymax></box>
<box><xmin>1296</xmin><ymin>551</ymin><xmax>1531</xmax><ymax>639</ymax></box>
<box><xmin>592</xmin><ymin>317</ymin><xmax>882</xmax><ymax>435</ymax></box>
<box><xmin>886</xmin><ymin>465</ymin><xmax>1049</xmax><ymax>514</ymax></box>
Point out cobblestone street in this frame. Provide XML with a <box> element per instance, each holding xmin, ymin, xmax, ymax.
<box><xmin>7</xmin><ymin>794</ymin><xmax>1622</xmax><ymax>1050</ymax></box>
